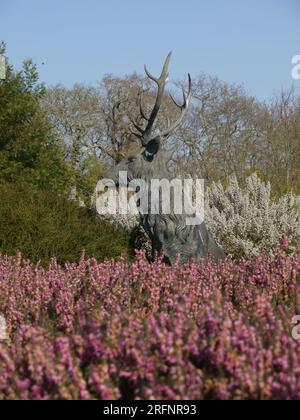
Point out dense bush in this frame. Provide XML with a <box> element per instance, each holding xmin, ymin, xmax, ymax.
<box><xmin>0</xmin><ymin>183</ymin><xmax>129</xmax><ymax>265</ymax></box>
<box><xmin>206</xmin><ymin>173</ymin><xmax>300</xmax><ymax>258</ymax></box>
<box><xmin>0</xmin><ymin>244</ymin><xmax>300</xmax><ymax>400</ymax></box>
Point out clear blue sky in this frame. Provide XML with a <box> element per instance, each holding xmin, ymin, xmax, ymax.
<box><xmin>1</xmin><ymin>0</ymin><xmax>300</xmax><ymax>100</ymax></box>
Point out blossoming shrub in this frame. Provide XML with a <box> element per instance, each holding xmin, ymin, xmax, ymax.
<box><xmin>0</xmin><ymin>244</ymin><xmax>300</xmax><ymax>400</ymax></box>
<box><xmin>205</xmin><ymin>173</ymin><xmax>300</xmax><ymax>258</ymax></box>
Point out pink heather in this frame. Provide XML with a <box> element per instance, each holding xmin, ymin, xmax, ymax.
<box><xmin>0</xmin><ymin>245</ymin><xmax>300</xmax><ymax>400</ymax></box>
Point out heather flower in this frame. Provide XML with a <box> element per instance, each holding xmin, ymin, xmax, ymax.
<box><xmin>0</xmin><ymin>245</ymin><xmax>300</xmax><ymax>400</ymax></box>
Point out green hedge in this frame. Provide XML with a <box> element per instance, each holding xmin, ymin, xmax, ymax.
<box><xmin>0</xmin><ymin>183</ymin><xmax>130</xmax><ymax>266</ymax></box>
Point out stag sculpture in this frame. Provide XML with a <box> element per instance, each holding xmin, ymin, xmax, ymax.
<box><xmin>109</xmin><ymin>53</ymin><xmax>224</xmax><ymax>265</ymax></box>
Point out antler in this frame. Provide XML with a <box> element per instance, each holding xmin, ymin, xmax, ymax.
<box><xmin>132</xmin><ymin>52</ymin><xmax>171</xmax><ymax>145</ymax></box>
<box><xmin>161</xmin><ymin>74</ymin><xmax>192</xmax><ymax>138</ymax></box>
<box><xmin>132</xmin><ymin>52</ymin><xmax>192</xmax><ymax>145</ymax></box>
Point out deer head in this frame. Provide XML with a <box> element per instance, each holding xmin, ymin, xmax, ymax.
<box><xmin>110</xmin><ymin>52</ymin><xmax>192</xmax><ymax>185</ymax></box>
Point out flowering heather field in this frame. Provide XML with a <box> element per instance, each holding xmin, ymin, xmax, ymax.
<box><xmin>0</xmin><ymin>242</ymin><xmax>300</xmax><ymax>400</ymax></box>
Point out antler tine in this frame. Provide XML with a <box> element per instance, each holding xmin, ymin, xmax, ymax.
<box><xmin>162</xmin><ymin>73</ymin><xmax>192</xmax><ymax>138</ymax></box>
<box><xmin>138</xmin><ymin>93</ymin><xmax>149</xmax><ymax>121</ymax></box>
<box><xmin>129</xmin><ymin>127</ymin><xmax>143</xmax><ymax>139</ymax></box>
<box><xmin>169</xmin><ymin>91</ymin><xmax>183</xmax><ymax>109</ymax></box>
<box><xmin>130</xmin><ymin>90</ymin><xmax>149</xmax><ymax>138</ymax></box>
<box><xmin>144</xmin><ymin>52</ymin><xmax>172</xmax><ymax>85</ymax></box>
<box><xmin>131</xmin><ymin>119</ymin><xmax>144</xmax><ymax>135</ymax></box>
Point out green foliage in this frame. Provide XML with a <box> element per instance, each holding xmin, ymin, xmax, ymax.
<box><xmin>0</xmin><ymin>183</ymin><xmax>130</xmax><ymax>266</ymax></box>
<box><xmin>0</xmin><ymin>46</ymin><xmax>71</xmax><ymax>193</ymax></box>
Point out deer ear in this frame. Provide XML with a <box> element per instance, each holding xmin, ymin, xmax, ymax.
<box><xmin>143</xmin><ymin>137</ymin><xmax>161</xmax><ymax>161</ymax></box>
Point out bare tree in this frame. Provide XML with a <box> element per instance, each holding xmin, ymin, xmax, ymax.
<box><xmin>43</xmin><ymin>84</ymin><xmax>104</xmax><ymax>199</ymax></box>
<box><xmin>260</xmin><ymin>88</ymin><xmax>300</xmax><ymax>194</ymax></box>
<box><xmin>43</xmin><ymin>67</ymin><xmax>300</xmax><ymax>198</ymax></box>
<box><xmin>173</xmin><ymin>75</ymin><xmax>266</xmax><ymax>182</ymax></box>
<box><xmin>43</xmin><ymin>83</ymin><xmax>101</xmax><ymax>162</ymax></box>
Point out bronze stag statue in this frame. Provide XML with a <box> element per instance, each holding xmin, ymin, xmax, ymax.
<box><xmin>109</xmin><ymin>53</ymin><xmax>224</xmax><ymax>264</ymax></box>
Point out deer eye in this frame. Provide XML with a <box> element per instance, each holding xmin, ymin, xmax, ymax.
<box><xmin>128</xmin><ymin>156</ymin><xmax>136</xmax><ymax>163</ymax></box>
